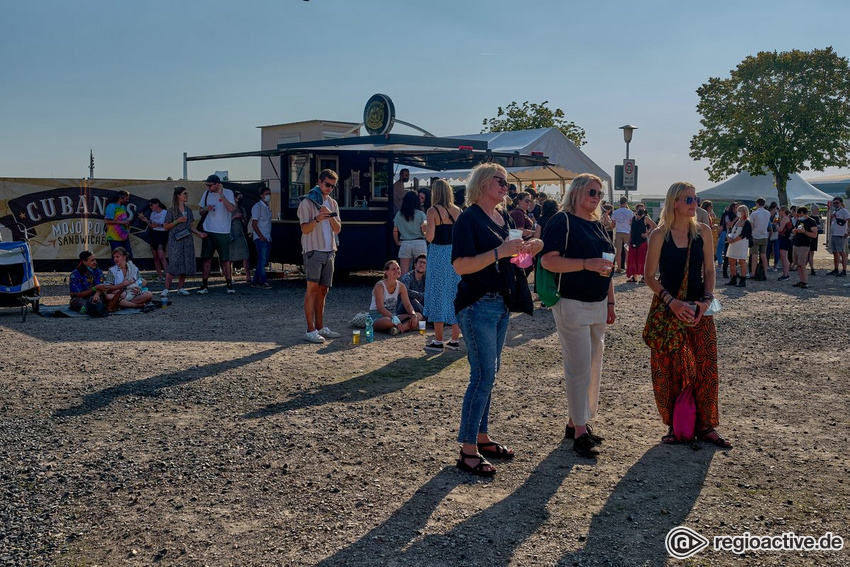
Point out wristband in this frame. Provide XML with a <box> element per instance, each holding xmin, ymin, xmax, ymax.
<box><xmin>391</xmin><ymin>316</ymin><xmax>401</xmax><ymax>325</ymax></box>
<box><xmin>493</xmin><ymin>248</ymin><xmax>499</xmax><ymax>263</ymax></box>
<box><xmin>607</xmin><ymin>302</ymin><xmax>615</xmax><ymax>306</ymax></box>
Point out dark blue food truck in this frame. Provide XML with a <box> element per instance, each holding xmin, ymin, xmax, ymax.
<box><xmin>186</xmin><ymin>95</ymin><xmax>550</xmax><ymax>275</ymax></box>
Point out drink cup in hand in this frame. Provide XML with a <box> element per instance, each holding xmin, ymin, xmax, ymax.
<box><xmin>600</xmin><ymin>252</ymin><xmax>615</xmax><ymax>277</ymax></box>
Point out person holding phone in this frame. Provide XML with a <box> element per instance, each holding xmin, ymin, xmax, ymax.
<box><xmin>644</xmin><ymin>182</ymin><xmax>731</xmax><ymax>448</ymax></box>
<box><xmin>298</xmin><ymin>169</ymin><xmax>342</xmax><ymax>344</ymax></box>
<box><xmin>196</xmin><ymin>174</ymin><xmax>236</xmax><ymax>295</ymax></box>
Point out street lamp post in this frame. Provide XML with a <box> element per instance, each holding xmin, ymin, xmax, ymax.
<box><xmin>619</xmin><ymin>125</ymin><xmax>638</xmax><ymax>199</ymax></box>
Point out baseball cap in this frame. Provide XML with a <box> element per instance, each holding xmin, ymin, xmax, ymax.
<box><xmin>205</xmin><ymin>174</ymin><xmax>221</xmax><ymax>184</ymax></box>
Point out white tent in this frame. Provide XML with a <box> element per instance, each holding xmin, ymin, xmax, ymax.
<box><xmin>406</xmin><ymin>127</ymin><xmax>611</xmax><ymax>193</ymax></box>
<box><xmin>697</xmin><ymin>170</ymin><xmax>833</xmax><ymax>206</ymax></box>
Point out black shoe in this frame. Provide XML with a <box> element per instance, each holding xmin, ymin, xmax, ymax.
<box><xmin>725</xmin><ymin>276</ymin><xmax>739</xmax><ymax>286</ymax></box>
<box><xmin>827</xmin><ymin>269</ymin><xmax>838</xmax><ymax>276</ymax></box>
<box><xmin>565</xmin><ymin>423</ymin><xmax>604</xmax><ymax>444</ymax></box>
<box><xmin>810</xmin><ymin>269</ymin><xmax>817</xmax><ymax>276</ymax></box>
<box><xmin>736</xmin><ymin>276</ymin><xmax>747</xmax><ymax>287</ymax></box>
<box><xmin>839</xmin><ymin>271</ymin><xmax>847</xmax><ymax>277</ymax></box>
<box><xmin>573</xmin><ymin>433</ymin><xmax>599</xmax><ymax>458</ymax></box>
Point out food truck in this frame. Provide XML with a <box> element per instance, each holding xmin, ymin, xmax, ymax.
<box><xmin>186</xmin><ymin>95</ymin><xmax>552</xmax><ymax>274</ymax></box>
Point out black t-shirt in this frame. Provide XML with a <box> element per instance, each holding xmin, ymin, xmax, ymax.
<box><xmin>793</xmin><ymin>217</ymin><xmax>817</xmax><ymax>247</ymax></box>
<box><xmin>451</xmin><ymin>204</ymin><xmax>532</xmax><ymax>314</ymax></box>
<box><xmin>540</xmin><ymin>212</ymin><xmax>614</xmax><ymax>303</ymax></box>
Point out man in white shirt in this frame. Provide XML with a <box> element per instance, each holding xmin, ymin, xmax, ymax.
<box><xmin>298</xmin><ymin>169</ymin><xmax>342</xmax><ymax>343</ymax></box>
<box><xmin>251</xmin><ymin>186</ymin><xmax>273</xmax><ymax>289</ymax></box>
<box><xmin>827</xmin><ymin>196</ymin><xmax>849</xmax><ymax>276</ymax></box>
<box><xmin>611</xmin><ymin>197</ymin><xmax>634</xmax><ymax>273</ymax></box>
<box><xmin>748</xmin><ymin>198</ymin><xmax>771</xmax><ymax>280</ymax></box>
<box><xmin>197</xmin><ymin>174</ymin><xmax>236</xmax><ymax>294</ymax></box>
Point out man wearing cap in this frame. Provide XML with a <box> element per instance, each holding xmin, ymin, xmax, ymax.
<box><xmin>197</xmin><ymin>174</ymin><xmax>237</xmax><ymax>294</ymax></box>
<box><xmin>827</xmin><ymin>196</ymin><xmax>849</xmax><ymax>276</ymax></box>
<box><xmin>298</xmin><ymin>169</ymin><xmax>342</xmax><ymax>343</ymax></box>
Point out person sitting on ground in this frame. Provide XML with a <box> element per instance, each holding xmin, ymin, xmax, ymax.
<box><xmin>398</xmin><ymin>253</ymin><xmax>426</xmax><ymax>316</ymax></box>
<box><xmin>68</xmin><ymin>250</ymin><xmax>115</xmax><ymax>315</ymax></box>
<box><xmin>369</xmin><ymin>260</ymin><xmax>421</xmax><ymax>335</ymax></box>
<box><xmin>105</xmin><ymin>247</ymin><xmax>154</xmax><ymax>309</ymax></box>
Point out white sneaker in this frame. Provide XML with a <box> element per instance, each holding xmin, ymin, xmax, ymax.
<box><xmin>160</xmin><ymin>289</ymin><xmax>169</xmax><ymax>297</ymax></box>
<box><xmin>177</xmin><ymin>288</ymin><xmax>190</xmax><ymax>296</ymax></box>
<box><xmin>318</xmin><ymin>327</ymin><xmax>341</xmax><ymax>339</ymax></box>
<box><xmin>305</xmin><ymin>330</ymin><xmax>325</xmax><ymax>343</ymax></box>
<box><xmin>197</xmin><ymin>287</ymin><xmax>208</xmax><ymax>295</ymax></box>
<box><xmin>226</xmin><ymin>284</ymin><xmax>236</xmax><ymax>294</ymax></box>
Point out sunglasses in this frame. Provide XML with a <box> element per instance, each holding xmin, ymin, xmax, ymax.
<box><xmin>680</xmin><ymin>196</ymin><xmax>696</xmax><ymax>205</ymax></box>
<box><xmin>323</xmin><ymin>181</ymin><xmax>337</xmax><ymax>189</ymax></box>
<box><xmin>493</xmin><ymin>176</ymin><xmax>509</xmax><ymax>188</ymax></box>
<box><xmin>587</xmin><ymin>188</ymin><xmax>600</xmax><ymax>197</ymax></box>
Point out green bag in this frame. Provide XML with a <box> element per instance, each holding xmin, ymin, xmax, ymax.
<box><xmin>535</xmin><ymin>212</ymin><xmax>569</xmax><ymax>307</ymax></box>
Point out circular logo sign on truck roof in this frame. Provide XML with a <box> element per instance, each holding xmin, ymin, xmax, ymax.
<box><xmin>363</xmin><ymin>94</ymin><xmax>396</xmax><ymax>136</ymax></box>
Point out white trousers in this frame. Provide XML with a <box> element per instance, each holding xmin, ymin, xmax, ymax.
<box><xmin>551</xmin><ymin>297</ymin><xmax>608</xmax><ymax>426</ymax></box>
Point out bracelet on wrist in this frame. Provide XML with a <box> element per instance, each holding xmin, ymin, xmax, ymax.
<box><xmin>607</xmin><ymin>302</ymin><xmax>615</xmax><ymax>306</ymax></box>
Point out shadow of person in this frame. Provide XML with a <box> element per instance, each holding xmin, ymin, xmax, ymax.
<box><xmin>558</xmin><ymin>444</ymin><xmax>715</xmax><ymax>566</ymax></box>
<box><xmin>242</xmin><ymin>355</ymin><xmax>457</xmax><ymax>419</ymax></box>
<box><xmin>318</xmin><ymin>442</ymin><xmax>574</xmax><ymax>566</ymax></box>
<box><xmin>54</xmin><ymin>346</ymin><xmax>285</xmax><ymax>418</ymax></box>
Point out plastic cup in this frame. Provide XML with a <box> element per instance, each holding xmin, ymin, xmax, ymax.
<box><xmin>601</xmin><ymin>252</ymin><xmax>615</xmax><ymax>277</ymax></box>
<box><xmin>419</xmin><ymin>321</ymin><xmax>426</xmax><ymax>335</ymax></box>
<box><xmin>508</xmin><ymin>229</ymin><xmax>523</xmax><ymax>241</ymax></box>
<box><xmin>353</xmin><ymin>330</ymin><xmax>361</xmax><ymax>344</ymax></box>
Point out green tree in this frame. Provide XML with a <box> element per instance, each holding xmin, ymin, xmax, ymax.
<box><xmin>482</xmin><ymin>101</ymin><xmax>587</xmax><ymax>147</ymax></box>
<box><xmin>690</xmin><ymin>47</ymin><xmax>850</xmax><ymax>206</ymax></box>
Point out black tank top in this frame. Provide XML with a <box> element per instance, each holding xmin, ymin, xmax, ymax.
<box><xmin>431</xmin><ymin>206</ymin><xmax>456</xmax><ymax>245</ymax></box>
<box><xmin>659</xmin><ymin>232</ymin><xmax>705</xmax><ymax>301</ymax></box>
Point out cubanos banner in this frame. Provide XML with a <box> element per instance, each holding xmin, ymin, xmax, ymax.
<box><xmin>0</xmin><ymin>178</ymin><xmax>209</xmax><ymax>271</ymax></box>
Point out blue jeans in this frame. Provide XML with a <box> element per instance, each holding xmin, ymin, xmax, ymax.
<box><xmin>456</xmin><ymin>294</ymin><xmax>510</xmax><ymax>444</ymax></box>
<box><xmin>252</xmin><ymin>239</ymin><xmax>271</xmax><ymax>284</ymax></box>
<box><xmin>716</xmin><ymin>230</ymin><xmax>726</xmax><ymax>266</ymax></box>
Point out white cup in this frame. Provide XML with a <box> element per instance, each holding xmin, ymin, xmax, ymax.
<box><xmin>508</xmin><ymin>229</ymin><xmax>523</xmax><ymax>241</ymax></box>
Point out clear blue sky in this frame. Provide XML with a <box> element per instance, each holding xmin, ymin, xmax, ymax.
<box><xmin>2</xmin><ymin>0</ymin><xmax>849</xmax><ymax>196</ymax></box>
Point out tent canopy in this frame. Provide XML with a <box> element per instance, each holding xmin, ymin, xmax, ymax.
<box><xmin>406</xmin><ymin>127</ymin><xmax>611</xmax><ymax>188</ymax></box>
<box><xmin>697</xmin><ymin>170</ymin><xmax>833</xmax><ymax>206</ymax></box>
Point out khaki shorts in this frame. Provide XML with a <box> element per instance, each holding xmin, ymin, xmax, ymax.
<box><xmin>399</xmin><ymin>239</ymin><xmax>427</xmax><ymax>260</ymax></box>
<box><xmin>201</xmin><ymin>232</ymin><xmax>231</xmax><ymax>261</ymax></box>
<box><xmin>750</xmin><ymin>238</ymin><xmax>768</xmax><ymax>255</ymax></box>
<box><xmin>304</xmin><ymin>250</ymin><xmax>335</xmax><ymax>287</ymax></box>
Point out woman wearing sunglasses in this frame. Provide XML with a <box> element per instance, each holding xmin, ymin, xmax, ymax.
<box><xmin>644</xmin><ymin>182</ymin><xmax>731</xmax><ymax>448</ymax></box>
<box><xmin>451</xmin><ymin>163</ymin><xmax>543</xmax><ymax>476</ymax></box>
<box><xmin>540</xmin><ymin>174</ymin><xmax>616</xmax><ymax>458</ymax></box>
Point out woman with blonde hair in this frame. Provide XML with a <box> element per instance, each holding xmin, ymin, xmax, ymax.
<box><xmin>724</xmin><ymin>204</ymin><xmax>752</xmax><ymax>288</ymax></box>
<box><xmin>644</xmin><ymin>182</ymin><xmax>731</xmax><ymax>448</ymax></box>
<box><xmin>451</xmin><ymin>162</ymin><xmax>543</xmax><ymax>476</ymax></box>
<box><xmin>423</xmin><ymin>179</ymin><xmax>463</xmax><ymax>352</ymax></box>
<box><xmin>540</xmin><ymin>173</ymin><xmax>616</xmax><ymax>458</ymax></box>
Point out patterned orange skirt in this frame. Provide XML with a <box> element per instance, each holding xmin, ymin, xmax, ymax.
<box><xmin>650</xmin><ymin>315</ymin><xmax>719</xmax><ymax>431</ymax></box>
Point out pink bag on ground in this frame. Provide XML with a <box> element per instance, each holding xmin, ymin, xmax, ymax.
<box><xmin>672</xmin><ymin>385</ymin><xmax>696</xmax><ymax>442</ymax></box>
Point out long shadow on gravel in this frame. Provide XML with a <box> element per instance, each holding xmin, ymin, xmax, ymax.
<box><xmin>242</xmin><ymin>353</ymin><xmax>462</xmax><ymax>418</ymax></box>
<box><xmin>317</xmin><ymin>441</ymin><xmax>574</xmax><ymax>566</ymax></box>
<box><xmin>557</xmin><ymin>443</ymin><xmax>715</xmax><ymax>566</ymax></box>
<box><xmin>54</xmin><ymin>346</ymin><xmax>284</xmax><ymax>418</ymax></box>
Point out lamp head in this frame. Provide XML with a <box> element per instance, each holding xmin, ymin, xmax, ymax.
<box><xmin>619</xmin><ymin>124</ymin><xmax>638</xmax><ymax>143</ymax></box>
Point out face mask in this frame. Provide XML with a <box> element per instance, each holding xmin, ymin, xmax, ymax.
<box><xmin>263</xmin><ymin>194</ymin><xmax>271</xmax><ymax>203</ymax></box>
<box><xmin>737</xmin><ymin>212</ymin><xmax>744</xmax><ymax>219</ymax></box>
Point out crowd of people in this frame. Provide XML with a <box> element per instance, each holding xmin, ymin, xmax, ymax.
<box><xmin>69</xmin><ymin>168</ymin><xmax>849</xmax><ymax>478</ymax></box>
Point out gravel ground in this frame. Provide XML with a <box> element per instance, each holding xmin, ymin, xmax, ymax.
<box><xmin>1</xmin><ymin>254</ymin><xmax>848</xmax><ymax>566</ymax></box>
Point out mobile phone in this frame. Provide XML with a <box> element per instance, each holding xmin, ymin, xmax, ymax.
<box><xmin>328</xmin><ymin>212</ymin><xmax>338</xmax><ymax>217</ymax></box>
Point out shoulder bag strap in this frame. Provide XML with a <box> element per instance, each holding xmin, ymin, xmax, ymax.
<box><xmin>557</xmin><ymin>212</ymin><xmax>570</xmax><ymax>290</ymax></box>
<box><xmin>676</xmin><ymin>237</ymin><xmax>692</xmax><ymax>300</ymax></box>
